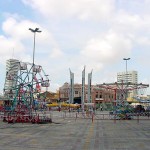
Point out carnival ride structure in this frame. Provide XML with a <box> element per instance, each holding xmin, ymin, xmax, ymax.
<box><xmin>3</xmin><ymin>61</ymin><xmax>51</xmax><ymax>123</ymax></box>
<box><xmin>97</xmin><ymin>81</ymin><xmax>149</xmax><ymax>119</ymax></box>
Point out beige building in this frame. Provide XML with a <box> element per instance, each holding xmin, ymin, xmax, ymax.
<box><xmin>59</xmin><ymin>82</ymin><xmax>115</xmax><ymax>105</ymax></box>
<box><xmin>92</xmin><ymin>87</ymin><xmax>115</xmax><ymax>104</ymax></box>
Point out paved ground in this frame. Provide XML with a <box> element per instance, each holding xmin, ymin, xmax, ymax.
<box><xmin>0</xmin><ymin>111</ymin><xmax>150</xmax><ymax>150</ymax></box>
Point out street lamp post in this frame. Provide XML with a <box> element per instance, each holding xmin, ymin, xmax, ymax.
<box><xmin>123</xmin><ymin>58</ymin><xmax>130</xmax><ymax>100</ymax></box>
<box><xmin>29</xmin><ymin>28</ymin><xmax>42</xmax><ymax>114</ymax></box>
<box><xmin>29</xmin><ymin>28</ymin><xmax>42</xmax><ymax>66</ymax></box>
<box><xmin>123</xmin><ymin>58</ymin><xmax>130</xmax><ymax>82</ymax></box>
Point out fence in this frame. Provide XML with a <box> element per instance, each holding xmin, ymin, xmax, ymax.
<box><xmin>59</xmin><ymin>111</ymin><xmax>150</xmax><ymax>123</ymax></box>
<box><xmin>0</xmin><ymin>110</ymin><xmax>150</xmax><ymax>123</ymax></box>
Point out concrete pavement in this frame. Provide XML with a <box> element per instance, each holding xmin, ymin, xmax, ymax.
<box><xmin>0</xmin><ymin>111</ymin><xmax>149</xmax><ymax>150</ymax></box>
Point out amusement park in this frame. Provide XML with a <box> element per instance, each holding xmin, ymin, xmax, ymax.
<box><xmin>0</xmin><ymin>28</ymin><xmax>150</xmax><ymax>150</ymax></box>
<box><xmin>0</xmin><ymin>27</ymin><xmax>150</xmax><ymax>124</ymax></box>
<box><xmin>1</xmin><ymin>0</ymin><xmax>150</xmax><ymax>148</ymax></box>
<box><xmin>0</xmin><ymin>56</ymin><xmax>150</xmax><ymax>123</ymax></box>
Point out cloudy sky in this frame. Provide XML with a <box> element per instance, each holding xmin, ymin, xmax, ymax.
<box><xmin>0</xmin><ymin>0</ymin><xmax>150</xmax><ymax>94</ymax></box>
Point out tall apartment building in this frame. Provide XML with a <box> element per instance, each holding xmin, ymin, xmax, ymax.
<box><xmin>117</xmin><ymin>71</ymin><xmax>138</xmax><ymax>83</ymax></box>
<box><xmin>4</xmin><ymin>59</ymin><xmax>20</xmax><ymax>96</ymax></box>
<box><xmin>117</xmin><ymin>71</ymin><xmax>138</xmax><ymax>97</ymax></box>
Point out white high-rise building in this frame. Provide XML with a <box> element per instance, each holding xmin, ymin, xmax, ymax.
<box><xmin>117</xmin><ymin>71</ymin><xmax>138</xmax><ymax>97</ymax></box>
<box><xmin>4</xmin><ymin>59</ymin><xmax>20</xmax><ymax>96</ymax></box>
<box><xmin>117</xmin><ymin>71</ymin><xmax>138</xmax><ymax>83</ymax></box>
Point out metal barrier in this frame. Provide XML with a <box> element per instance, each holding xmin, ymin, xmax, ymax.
<box><xmin>59</xmin><ymin>111</ymin><xmax>150</xmax><ymax>123</ymax></box>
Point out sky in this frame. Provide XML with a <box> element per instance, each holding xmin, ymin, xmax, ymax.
<box><xmin>0</xmin><ymin>0</ymin><xmax>150</xmax><ymax>95</ymax></box>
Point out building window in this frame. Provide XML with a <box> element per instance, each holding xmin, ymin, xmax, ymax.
<box><xmin>75</xmin><ymin>91</ymin><xmax>78</xmax><ymax>94</ymax></box>
<box><xmin>96</xmin><ymin>94</ymin><xmax>98</xmax><ymax>98</ymax></box>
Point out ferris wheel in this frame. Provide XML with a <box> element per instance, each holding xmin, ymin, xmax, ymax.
<box><xmin>3</xmin><ymin>61</ymin><xmax>50</xmax><ymax>112</ymax></box>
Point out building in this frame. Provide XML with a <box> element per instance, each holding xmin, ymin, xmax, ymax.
<box><xmin>117</xmin><ymin>71</ymin><xmax>138</xmax><ymax>83</ymax></box>
<box><xmin>59</xmin><ymin>82</ymin><xmax>88</xmax><ymax>103</ymax></box>
<box><xmin>59</xmin><ymin>82</ymin><xmax>115</xmax><ymax>106</ymax></box>
<box><xmin>92</xmin><ymin>86</ymin><xmax>115</xmax><ymax>104</ymax></box>
<box><xmin>38</xmin><ymin>91</ymin><xmax>59</xmax><ymax>103</ymax></box>
<box><xmin>4</xmin><ymin>59</ymin><xmax>20</xmax><ymax>96</ymax></box>
<box><xmin>117</xmin><ymin>70</ymin><xmax>138</xmax><ymax>97</ymax></box>
<box><xmin>59</xmin><ymin>82</ymin><xmax>70</xmax><ymax>102</ymax></box>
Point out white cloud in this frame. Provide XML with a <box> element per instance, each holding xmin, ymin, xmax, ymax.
<box><xmin>0</xmin><ymin>35</ymin><xmax>25</xmax><ymax>63</ymax></box>
<box><xmin>137</xmin><ymin>37</ymin><xmax>150</xmax><ymax>46</ymax></box>
<box><xmin>81</xmin><ymin>31</ymin><xmax>132</xmax><ymax>65</ymax></box>
<box><xmin>114</xmin><ymin>10</ymin><xmax>150</xmax><ymax>34</ymax></box>
<box><xmin>50</xmin><ymin>47</ymin><xmax>63</xmax><ymax>58</ymax></box>
<box><xmin>2</xmin><ymin>17</ymin><xmax>38</xmax><ymax>40</ymax></box>
<box><xmin>115</xmin><ymin>11</ymin><xmax>143</xmax><ymax>30</ymax></box>
<box><xmin>0</xmin><ymin>16</ymin><xmax>64</xmax><ymax>63</ymax></box>
<box><xmin>22</xmin><ymin>0</ymin><xmax>115</xmax><ymax>20</ymax></box>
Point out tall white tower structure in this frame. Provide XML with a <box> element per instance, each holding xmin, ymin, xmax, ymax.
<box><xmin>4</xmin><ymin>59</ymin><xmax>20</xmax><ymax>96</ymax></box>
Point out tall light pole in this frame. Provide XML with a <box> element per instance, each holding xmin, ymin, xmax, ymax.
<box><xmin>29</xmin><ymin>28</ymin><xmax>42</xmax><ymax>66</ymax></box>
<box><xmin>123</xmin><ymin>58</ymin><xmax>130</xmax><ymax>82</ymax></box>
<box><xmin>123</xmin><ymin>58</ymin><xmax>130</xmax><ymax>100</ymax></box>
<box><xmin>29</xmin><ymin>28</ymin><xmax>42</xmax><ymax>114</ymax></box>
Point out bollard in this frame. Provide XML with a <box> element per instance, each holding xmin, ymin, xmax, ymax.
<box><xmin>114</xmin><ymin>114</ymin><xmax>116</xmax><ymax>123</ymax></box>
<box><xmin>37</xmin><ymin>114</ymin><xmax>39</xmax><ymax>123</ymax></box>
<box><xmin>137</xmin><ymin>113</ymin><xmax>139</xmax><ymax>124</ymax></box>
<box><xmin>75</xmin><ymin>112</ymin><xmax>77</xmax><ymax>121</ymax></box>
<box><xmin>92</xmin><ymin>112</ymin><xmax>94</xmax><ymax>123</ymax></box>
<box><xmin>65</xmin><ymin>111</ymin><xmax>66</xmax><ymax>118</ymax></box>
